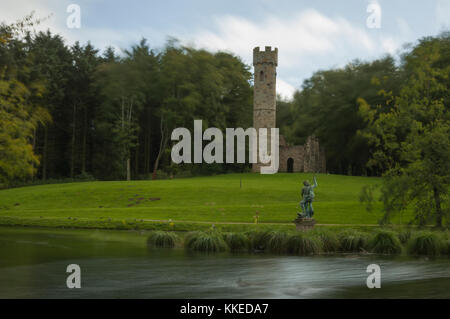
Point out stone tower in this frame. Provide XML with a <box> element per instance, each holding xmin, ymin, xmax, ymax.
<box><xmin>252</xmin><ymin>46</ymin><xmax>278</xmax><ymax>172</ymax></box>
<box><xmin>251</xmin><ymin>46</ymin><xmax>326</xmax><ymax>174</ymax></box>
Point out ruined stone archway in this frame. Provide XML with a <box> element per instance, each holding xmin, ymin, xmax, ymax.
<box><xmin>287</xmin><ymin>158</ymin><xmax>294</xmax><ymax>173</ymax></box>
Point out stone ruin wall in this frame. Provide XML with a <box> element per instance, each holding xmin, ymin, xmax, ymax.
<box><xmin>251</xmin><ymin>46</ymin><xmax>326</xmax><ymax>173</ymax></box>
<box><xmin>278</xmin><ymin>144</ymin><xmax>304</xmax><ymax>172</ymax></box>
<box><xmin>302</xmin><ymin>135</ymin><xmax>326</xmax><ymax>173</ymax></box>
<box><xmin>279</xmin><ymin>136</ymin><xmax>326</xmax><ymax>173</ymax></box>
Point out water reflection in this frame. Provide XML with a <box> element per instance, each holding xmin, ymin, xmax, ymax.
<box><xmin>0</xmin><ymin>227</ymin><xmax>448</xmax><ymax>298</ymax></box>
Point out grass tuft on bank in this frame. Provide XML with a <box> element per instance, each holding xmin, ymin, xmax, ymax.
<box><xmin>370</xmin><ymin>230</ymin><xmax>402</xmax><ymax>254</ymax></box>
<box><xmin>407</xmin><ymin>232</ymin><xmax>444</xmax><ymax>256</ymax></box>
<box><xmin>184</xmin><ymin>231</ymin><xmax>228</xmax><ymax>253</ymax></box>
<box><xmin>223</xmin><ymin>232</ymin><xmax>250</xmax><ymax>251</ymax></box>
<box><xmin>147</xmin><ymin>231</ymin><xmax>179</xmax><ymax>248</ymax></box>
<box><xmin>338</xmin><ymin>230</ymin><xmax>370</xmax><ymax>252</ymax></box>
<box><xmin>145</xmin><ymin>227</ymin><xmax>448</xmax><ymax>257</ymax></box>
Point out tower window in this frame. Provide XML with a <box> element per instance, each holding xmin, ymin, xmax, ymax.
<box><xmin>259</xmin><ymin>70</ymin><xmax>264</xmax><ymax>81</ymax></box>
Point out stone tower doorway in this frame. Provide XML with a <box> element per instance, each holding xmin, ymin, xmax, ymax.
<box><xmin>287</xmin><ymin>158</ymin><xmax>294</xmax><ymax>173</ymax></box>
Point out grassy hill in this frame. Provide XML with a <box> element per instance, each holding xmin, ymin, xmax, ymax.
<box><xmin>0</xmin><ymin>173</ymin><xmax>410</xmax><ymax>231</ymax></box>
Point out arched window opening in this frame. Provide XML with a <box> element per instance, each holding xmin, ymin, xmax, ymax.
<box><xmin>259</xmin><ymin>70</ymin><xmax>264</xmax><ymax>81</ymax></box>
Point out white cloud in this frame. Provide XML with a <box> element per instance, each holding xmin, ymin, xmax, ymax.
<box><xmin>0</xmin><ymin>0</ymin><xmax>83</xmax><ymax>46</ymax></box>
<box><xmin>1</xmin><ymin>4</ymin><xmax>419</xmax><ymax>100</ymax></box>
<box><xmin>436</xmin><ymin>0</ymin><xmax>450</xmax><ymax>31</ymax></box>
<box><xmin>0</xmin><ymin>1</ymin><xmax>49</xmax><ymax>24</ymax></box>
<box><xmin>191</xmin><ymin>10</ymin><xmax>375</xmax><ymax>61</ymax></box>
<box><xmin>0</xmin><ymin>1</ymin><xmax>163</xmax><ymax>55</ymax></box>
<box><xmin>180</xmin><ymin>9</ymin><xmax>400</xmax><ymax>100</ymax></box>
<box><xmin>397</xmin><ymin>17</ymin><xmax>412</xmax><ymax>37</ymax></box>
<box><xmin>276</xmin><ymin>78</ymin><xmax>296</xmax><ymax>101</ymax></box>
<box><xmin>380</xmin><ymin>36</ymin><xmax>398</xmax><ymax>55</ymax></box>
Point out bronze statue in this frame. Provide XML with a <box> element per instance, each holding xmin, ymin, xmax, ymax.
<box><xmin>298</xmin><ymin>176</ymin><xmax>317</xmax><ymax>218</ymax></box>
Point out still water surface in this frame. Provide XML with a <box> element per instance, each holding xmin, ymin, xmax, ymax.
<box><xmin>0</xmin><ymin>226</ymin><xmax>448</xmax><ymax>298</ymax></box>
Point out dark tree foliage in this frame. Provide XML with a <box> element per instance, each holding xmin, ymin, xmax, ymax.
<box><xmin>0</xmin><ymin>26</ymin><xmax>253</xmax><ymax>183</ymax></box>
<box><xmin>282</xmin><ymin>56</ymin><xmax>403</xmax><ymax>176</ymax></box>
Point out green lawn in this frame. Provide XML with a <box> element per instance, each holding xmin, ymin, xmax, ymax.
<box><xmin>0</xmin><ymin>173</ymin><xmax>414</xmax><ymax>231</ymax></box>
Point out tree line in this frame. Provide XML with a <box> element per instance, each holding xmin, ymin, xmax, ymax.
<box><xmin>1</xmin><ymin>17</ymin><xmax>253</xmax><ymax>185</ymax></box>
<box><xmin>1</xmin><ymin>16</ymin><xmax>449</xmax><ymax>218</ymax></box>
<box><xmin>278</xmin><ymin>32</ymin><xmax>449</xmax><ymax>177</ymax></box>
<box><xmin>278</xmin><ymin>32</ymin><xmax>449</xmax><ymax>226</ymax></box>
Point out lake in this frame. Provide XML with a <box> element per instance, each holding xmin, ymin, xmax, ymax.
<box><xmin>0</xmin><ymin>226</ymin><xmax>448</xmax><ymax>298</ymax></box>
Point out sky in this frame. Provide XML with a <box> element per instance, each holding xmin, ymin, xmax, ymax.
<box><xmin>0</xmin><ymin>0</ymin><xmax>449</xmax><ymax>99</ymax></box>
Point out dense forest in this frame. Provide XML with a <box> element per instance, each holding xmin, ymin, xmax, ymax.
<box><xmin>278</xmin><ymin>33</ymin><xmax>449</xmax><ymax>177</ymax></box>
<box><xmin>0</xmin><ymin>18</ymin><xmax>253</xmax><ymax>184</ymax></box>
<box><xmin>0</xmin><ymin>16</ymin><xmax>449</xmax><ymax>190</ymax></box>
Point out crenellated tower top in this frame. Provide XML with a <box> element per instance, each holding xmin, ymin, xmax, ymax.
<box><xmin>253</xmin><ymin>46</ymin><xmax>278</xmax><ymax>66</ymax></box>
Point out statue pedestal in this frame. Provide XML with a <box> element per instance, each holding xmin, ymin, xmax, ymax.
<box><xmin>293</xmin><ymin>217</ymin><xmax>316</xmax><ymax>232</ymax></box>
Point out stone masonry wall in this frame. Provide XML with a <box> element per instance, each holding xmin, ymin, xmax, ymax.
<box><xmin>278</xmin><ymin>135</ymin><xmax>326</xmax><ymax>173</ymax></box>
<box><xmin>252</xmin><ymin>46</ymin><xmax>326</xmax><ymax>173</ymax></box>
<box><xmin>252</xmin><ymin>46</ymin><xmax>277</xmax><ymax>173</ymax></box>
<box><xmin>279</xmin><ymin>145</ymin><xmax>304</xmax><ymax>172</ymax></box>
